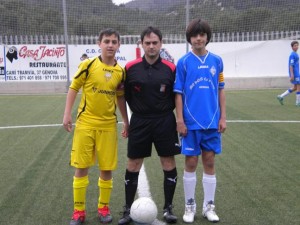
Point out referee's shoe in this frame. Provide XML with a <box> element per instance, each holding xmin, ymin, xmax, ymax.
<box><xmin>163</xmin><ymin>204</ymin><xmax>177</xmax><ymax>223</ymax></box>
<box><xmin>118</xmin><ymin>205</ymin><xmax>132</xmax><ymax>225</ymax></box>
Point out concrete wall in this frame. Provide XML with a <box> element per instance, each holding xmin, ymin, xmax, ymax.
<box><xmin>0</xmin><ymin>81</ymin><xmax>68</xmax><ymax>94</ymax></box>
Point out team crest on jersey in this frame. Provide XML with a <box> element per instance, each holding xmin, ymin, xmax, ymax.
<box><xmin>210</xmin><ymin>66</ymin><xmax>216</xmax><ymax>76</ymax></box>
<box><xmin>104</xmin><ymin>72</ymin><xmax>112</xmax><ymax>81</ymax></box>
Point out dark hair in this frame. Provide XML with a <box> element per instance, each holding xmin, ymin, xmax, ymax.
<box><xmin>140</xmin><ymin>26</ymin><xmax>162</xmax><ymax>42</ymax></box>
<box><xmin>186</xmin><ymin>18</ymin><xmax>212</xmax><ymax>45</ymax></box>
<box><xmin>291</xmin><ymin>40</ymin><xmax>299</xmax><ymax>47</ymax></box>
<box><xmin>98</xmin><ymin>28</ymin><xmax>120</xmax><ymax>42</ymax></box>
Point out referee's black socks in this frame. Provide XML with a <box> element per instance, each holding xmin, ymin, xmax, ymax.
<box><xmin>163</xmin><ymin>167</ymin><xmax>177</xmax><ymax>209</ymax></box>
<box><xmin>124</xmin><ymin>169</ymin><xmax>139</xmax><ymax>207</ymax></box>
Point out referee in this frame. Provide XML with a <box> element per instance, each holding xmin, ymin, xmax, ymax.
<box><xmin>118</xmin><ymin>26</ymin><xmax>180</xmax><ymax>225</ymax></box>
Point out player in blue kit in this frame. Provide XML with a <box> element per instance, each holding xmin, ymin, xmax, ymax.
<box><xmin>174</xmin><ymin>18</ymin><xmax>226</xmax><ymax>223</ymax></box>
<box><xmin>277</xmin><ymin>40</ymin><xmax>300</xmax><ymax>106</ymax></box>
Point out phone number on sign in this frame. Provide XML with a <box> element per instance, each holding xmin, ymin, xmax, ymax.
<box><xmin>6</xmin><ymin>75</ymin><xmax>67</xmax><ymax>81</ymax></box>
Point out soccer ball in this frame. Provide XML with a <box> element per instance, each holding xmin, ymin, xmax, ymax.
<box><xmin>130</xmin><ymin>197</ymin><xmax>158</xmax><ymax>225</ymax></box>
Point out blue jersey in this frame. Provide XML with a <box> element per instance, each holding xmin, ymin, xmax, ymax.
<box><xmin>174</xmin><ymin>51</ymin><xmax>225</xmax><ymax>130</ymax></box>
<box><xmin>289</xmin><ymin>51</ymin><xmax>299</xmax><ymax>78</ymax></box>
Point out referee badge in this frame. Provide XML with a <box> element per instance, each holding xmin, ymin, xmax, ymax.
<box><xmin>160</xmin><ymin>84</ymin><xmax>166</xmax><ymax>92</ymax></box>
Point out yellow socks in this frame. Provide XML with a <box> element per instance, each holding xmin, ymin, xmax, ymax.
<box><xmin>73</xmin><ymin>176</ymin><xmax>89</xmax><ymax>211</ymax></box>
<box><xmin>98</xmin><ymin>178</ymin><xmax>113</xmax><ymax>208</ymax></box>
<box><xmin>73</xmin><ymin>176</ymin><xmax>113</xmax><ymax>210</ymax></box>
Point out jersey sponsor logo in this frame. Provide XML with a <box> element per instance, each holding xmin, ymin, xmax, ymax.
<box><xmin>92</xmin><ymin>86</ymin><xmax>115</xmax><ymax>96</ymax></box>
<box><xmin>198</xmin><ymin>65</ymin><xmax>209</xmax><ymax>69</ymax></box>
<box><xmin>189</xmin><ymin>77</ymin><xmax>215</xmax><ymax>90</ymax></box>
<box><xmin>102</xmin><ymin>68</ymin><xmax>114</xmax><ymax>73</ymax></box>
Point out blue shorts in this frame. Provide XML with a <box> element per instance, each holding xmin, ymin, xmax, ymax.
<box><xmin>291</xmin><ymin>76</ymin><xmax>300</xmax><ymax>85</ymax></box>
<box><xmin>181</xmin><ymin>129</ymin><xmax>222</xmax><ymax>156</ymax></box>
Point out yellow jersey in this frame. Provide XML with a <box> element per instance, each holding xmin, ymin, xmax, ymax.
<box><xmin>70</xmin><ymin>56</ymin><xmax>125</xmax><ymax>130</ymax></box>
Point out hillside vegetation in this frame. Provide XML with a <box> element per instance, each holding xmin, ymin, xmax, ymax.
<box><xmin>1</xmin><ymin>0</ymin><xmax>299</xmax><ymax>35</ymax></box>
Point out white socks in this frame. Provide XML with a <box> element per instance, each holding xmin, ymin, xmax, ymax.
<box><xmin>183</xmin><ymin>170</ymin><xmax>197</xmax><ymax>204</ymax></box>
<box><xmin>183</xmin><ymin>170</ymin><xmax>217</xmax><ymax>208</ymax></box>
<box><xmin>202</xmin><ymin>173</ymin><xmax>217</xmax><ymax>208</ymax></box>
<box><xmin>280</xmin><ymin>89</ymin><xmax>292</xmax><ymax>98</ymax></box>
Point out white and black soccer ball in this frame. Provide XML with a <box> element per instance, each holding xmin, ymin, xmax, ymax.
<box><xmin>130</xmin><ymin>197</ymin><xmax>158</xmax><ymax>225</ymax></box>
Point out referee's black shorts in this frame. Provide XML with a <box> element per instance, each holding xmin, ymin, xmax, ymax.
<box><xmin>127</xmin><ymin>111</ymin><xmax>181</xmax><ymax>159</ymax></box>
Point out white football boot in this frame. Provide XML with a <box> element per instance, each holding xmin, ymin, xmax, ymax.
<box><xmin>183</xmin><ymin>198</ymin><xmax>196</xmax><ymax>223</ymax></box>
<box><xmin>202</xmin><ymin>201</ymin><xmax>219</xmax><ymax>223</ymax></box>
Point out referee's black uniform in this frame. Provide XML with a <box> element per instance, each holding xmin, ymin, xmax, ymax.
<box><xmin>124</xmin><ymin>56</ymin><xmax>180</xmax><ymax>158</ymax></box>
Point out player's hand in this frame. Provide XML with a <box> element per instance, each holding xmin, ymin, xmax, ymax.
<box><xmin>177</xmin><ymin>120</ymin><xmax>187</xmax><ymax>137</ymax></box>
<box><xmin>63</xmin><ymin>114</ymin><xmax>73</xmax><ymax>132</ymax></box>
<box><xmin>218</xmin><ymin>117</ymin><xmax>226</xmax><ymax>133</ymax></box>
<box><xmin>121</xmin><ymin>121</ymin><xmax>129</xmax><ymax>138</ymax></box>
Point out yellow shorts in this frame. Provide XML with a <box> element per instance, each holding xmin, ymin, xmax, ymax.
<box><xmin>70</xmin><ymin>127</ymin><xmax>118</xmax><ymax>170</ymax></box>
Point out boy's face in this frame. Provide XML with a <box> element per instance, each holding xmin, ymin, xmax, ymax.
<box><xmin>98</xmin><ymin>34</ymin><xmax>120</xmax><ymax>58</ymax></box>
<box><xmin>190</xmin><ymin>32</ymin><xmax>208</xmax><ymax>51</ymax></box>
<box><xmin>292</xmin><ymin>43</ymin><xmax>299</xmax><ymax>52</ymax></box>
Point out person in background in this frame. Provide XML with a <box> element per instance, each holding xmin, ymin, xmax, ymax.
<box><xmin>80</xmin><ymin>53</ymin><xmax>89</xmax><ymax>61</ymax></box>
<box><xmin>277</xmin><ymin>40</ymin><xmax>300</xmax><ymax>106</ymax></box>
<box><xmin>174</xmin><ymin>18</ymin><xmax>226</xmax><ymax>223</ymax></box>
<box><xmin>63</xmin><ymin>28</ymin><xmax>129</xmax><ymax>225</ymax></box>
<box><xmin>118</xmin><ymin>26</ymin><xmax>180</xmax><ymax>225</ymax></box>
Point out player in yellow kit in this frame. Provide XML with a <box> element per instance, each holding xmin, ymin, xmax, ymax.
<box><xmin>63</xmin><ymin>28</ymin><xmax>129</xmax><ymax>225</ymax></box>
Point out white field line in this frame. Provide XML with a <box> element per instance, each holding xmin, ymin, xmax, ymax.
<box><xmin>1</xmin><ymin>120</ymin><xmax>300</xmax><ymax>130</ymax></box>
<box><xmin>0</xmin><ymin>106</ymin><xmax>166</xmax><ymax>224</ymax></box>
<box><xmin>1</xmin><ymin>119</ymin><xmax>297</xmax><ymax>224</ymax></box>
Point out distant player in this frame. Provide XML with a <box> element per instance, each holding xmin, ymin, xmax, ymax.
<box><xmin>174</xmin><ymin>18</ymin><xmax>226</xmax><ymax>223</ymax></box>
<box><xmin>277</xmin><ymin>40</ymin><xmax>300</xmax><ymax>106</ymax></box>
<box><xmin>63</xmin><ymin>28</ymin><xmax>129</xmax><ymax>225</ymax></box>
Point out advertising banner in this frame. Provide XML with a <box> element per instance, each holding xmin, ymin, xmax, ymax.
<box><xmin>2</xmin><ymin>45</ymin><xmax>67</xmax><ymax>82</ymax></box>
<box><xmin>0</xmin><ymin>41</ymin><xmax>291</xmax><ymax>82</ymax></box>
<box><xmin>0</xmin><ymin>48</ymin><xmax>5</xmax><ymax>81</ymax></box>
